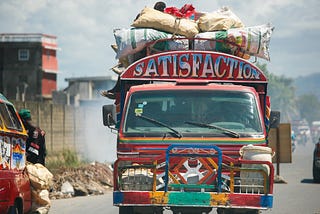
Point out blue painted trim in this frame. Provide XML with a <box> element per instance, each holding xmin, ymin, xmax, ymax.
<box><xmin>113</xmin><ymin>191</ymin><xmax>124</xmax><ymax>205</ymax></box>
<box><xmin>260</xmin><ymin>195</ymin><xmax>273</xmax><ymax>208</ymax></box>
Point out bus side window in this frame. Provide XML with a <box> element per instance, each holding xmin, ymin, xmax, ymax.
<box><xmin>0</xmin><ymin>103</ymin><xmax>23</xmax><ymax>131</ymax></box>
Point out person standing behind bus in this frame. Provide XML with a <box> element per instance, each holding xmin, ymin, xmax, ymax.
<box><xmin>18</xmin><ymin>109</ymin><xmax>47</xmax><ymax>166</ymax></box>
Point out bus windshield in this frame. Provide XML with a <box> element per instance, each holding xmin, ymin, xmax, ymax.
<box><xmin>123</xmin><ymin>90</ymin><xmax>263</xmax><ymax>138</ymax></box>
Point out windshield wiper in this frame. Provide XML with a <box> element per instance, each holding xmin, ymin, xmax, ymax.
<box><xmin>136</xmin><ymin>115</ymin><xmax>183</xmax><ymax>138</ymax></box>
<box><xmin>185</xmin><ymin>121</ymin><xmax>240</xmax><ymax>138</ymax></box>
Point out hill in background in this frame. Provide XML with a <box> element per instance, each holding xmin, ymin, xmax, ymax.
<box><xmin>294</xmin><ymin>73</ymin><xmax>320</xmax><ymax>99</ymax></box>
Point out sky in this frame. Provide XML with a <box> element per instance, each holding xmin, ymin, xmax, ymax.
<box><xmin>1</xmin><ymin>0</ymin><xmax>320</xmax><ymax>90</ymax></box>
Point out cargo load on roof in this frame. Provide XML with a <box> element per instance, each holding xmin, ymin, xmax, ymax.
<box><xmin>110</xmin><ymin>4</ymin><xmax>274</xmax><ymax>72</ymax></box>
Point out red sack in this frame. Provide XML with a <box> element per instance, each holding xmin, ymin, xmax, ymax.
<box><xmin>179</xmin><ymin>4</ymin><xmax>195</xmax><ymax>18</ymax></box>
<box><xmin>165</xmin><ymin>4</ymin><xmax>195</xmax><ymax>19</ymax></box>
<box><xmin>164</xmin><ymin>7</ymin><xmax>181</xmax><ymax>17</ymax></box>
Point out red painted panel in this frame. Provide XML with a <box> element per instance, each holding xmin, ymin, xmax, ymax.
<box><xmin>42</xmin><ymin>73</ymin><xmax>57</xmax><ymax>95</ymax></box>
<box><xmin>228</xmin><ymin>193</ymin><xmax>261</xmax><ymax>207</ymax></box>
<box><xmin>122</xmin><ymin>192</ymin><xmax>151</xmax><ymax>204</ymax></box>
<box><xmin>42</xmin><ymin>47</ymin><xmax>58</xmax><ymax>71</ymax></box>
<box><xmin>0</xmin><ymin>170</ymin><xmax>32</xmax><ymax>213</ymax></box>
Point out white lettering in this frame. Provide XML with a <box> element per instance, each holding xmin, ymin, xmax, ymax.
<box><xmin>145</xmin><ymin>59</ymin><xmax>159</xmax><ymax>77</ymax></box>
<box><xmin>134</xmin><ymin>62</ymin><xmax>144</xmax><ymax>76</ymax></box>
<box><xmin>237</xmin><ymin>61</ymin><xmax>244</xmax><ymax>79</ymax></box>
<box><xmin>201</xmin><ymin>54</ymin><xmax>215</xmax><ymax>78</ymax></box>
<box><xmin>243</xmin><ymin>64</ymin><xmax>252</xmax><ymax>79</ymax></box>
<box><xmin>158</xmin><ymin>55</ymin><xmax>171</xmax><ymax>77</ymax></box>
<box><xmin>215</xmin><ymin>56</ymin><xmax>227</xmax><ymax>78</ymax></box>
<box><xmin>179</xmin><ymin>54</ymin><xmax>191</xmax><ymax>77</ymax></box>
<box><xmin>251</xmin><ymin>68</ymin><xmax>260</xmax><ymax>79</ymax></box>
<box><xmin>131</xmin><ymin>52</ymin><xmax>262</xmax><ymax>81</ymax></box>
<box><xmin>226</xmin><ymin>58</ymin><xmax>238</xmax><ymax>79</ymax></box>
<box><xmin>172</xmin><ymin>54</ymin><xmax>178</xmax><ymax>77</ymax></box>
<box><xmin>192</xmin><ymin>54</ymin><xmax>202</xmax><ymax>78</ymax></box>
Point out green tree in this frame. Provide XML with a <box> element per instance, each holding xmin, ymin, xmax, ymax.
<box><xmin>256</xmin><ymin>62</ymin><xmax>299</xmax><ymax>122</ymax></box>
<box><xmin>297</xmin><ymin>94</ymin><xmax>320</xmax><ymax>124</ymax></box>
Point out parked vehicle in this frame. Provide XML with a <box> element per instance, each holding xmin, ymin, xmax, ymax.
<box><xmin>291</xmin><ymin>130</ymin><xmax>296</xmax><ymax>152</ymax></box>
<box><xmin>313</xmin><ymin>138</ymin><xmax>320</xmax><ymax>183</ymax></box>
<box><xmin>311</xmin><ymin>121</ymin><xmax>320</xmax><ymax>143</ymax></box>
<box><xmin>296</xmin><ymin>123</ymin><xmax>311</xmax><ymax>145</ymax></box>
<box><xmin>0</xmin><ymin>93</ymin><xmax>32</xmax><ymax>214</ymax></box>
<box><xmin>103</xmin><ymin>38</ymin><xmax>280</xmax><ymax>214</ymax></box>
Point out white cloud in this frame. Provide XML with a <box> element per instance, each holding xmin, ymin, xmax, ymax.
<box><xmin>1</xmin><ymin>0</ymin><xmax>319</xmax><ymax>89</ymax></box>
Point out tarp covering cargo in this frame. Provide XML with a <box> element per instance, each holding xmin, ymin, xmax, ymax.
<box><xmin>114</xmin><ymin>28</ymin><xmax>189</xmax><ymax>59</ymax></box>
<box><xmin>194</xmin><ymin>24</ymin><xmax>274</xmax><ymax>60</ymax></box>
<box><xmin>113</xmin><ymin>24</ymin><xmax>273</xmax><ymax>62</ymax></box>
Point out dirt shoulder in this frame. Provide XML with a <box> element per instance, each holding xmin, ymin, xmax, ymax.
<box><xmin>49</xmin><ymin>162</ymin><xmax>113</xmax><ymax>199</ymax></box>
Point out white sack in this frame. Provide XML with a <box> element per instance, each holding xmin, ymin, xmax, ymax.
<box><xmin>114</xmin><ymin>28</ymin><xmax>188</xmax><ymax>59</ymax></box>
<box><xmin>194</xmin><ymin>24</ymin><xmax>274</xmax><ymax>61</ymax></box>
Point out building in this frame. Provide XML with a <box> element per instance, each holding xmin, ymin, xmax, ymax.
<box><xmin>54</xmin><ymin>76</ymin><xmax>117</xmax><ymax>106</ymax></box>
<box><xmin>0</xmin><ymin>33</ymin><xmax>59</xmax><ymax>101</ymax></box>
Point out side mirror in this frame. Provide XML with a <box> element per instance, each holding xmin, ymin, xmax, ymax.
<box><xmin>270</xmin><ymin>111</ymin><xmax>280</xmax><ymax>128</ymax></box>
<box><xmin>102</xmin><ymin>104</ymin><xmax>116</xmax><ymax>127</ymax></box>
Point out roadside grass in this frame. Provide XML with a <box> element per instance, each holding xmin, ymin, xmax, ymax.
<box><xmin>46</xmin><ymin>150</ymin><xmax>87</xmax><ymax>173</ymax></box>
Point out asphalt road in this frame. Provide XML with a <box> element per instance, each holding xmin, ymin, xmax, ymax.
<box><xmin>50</xmin><ymin>142</ymin><xmax>320</xmax><ymax>214</ymax></box>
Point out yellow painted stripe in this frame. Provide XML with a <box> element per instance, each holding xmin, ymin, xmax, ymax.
<box><xmin>150</xmin><ymin>192</ymin><xmax>169</xmax><ymax>205</ymax></box>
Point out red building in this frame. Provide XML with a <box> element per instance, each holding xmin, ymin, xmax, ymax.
<box><xmin>0</xmin><ymin>33</ymin><xmax>59</xmax><ymax>101</ymax></box>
